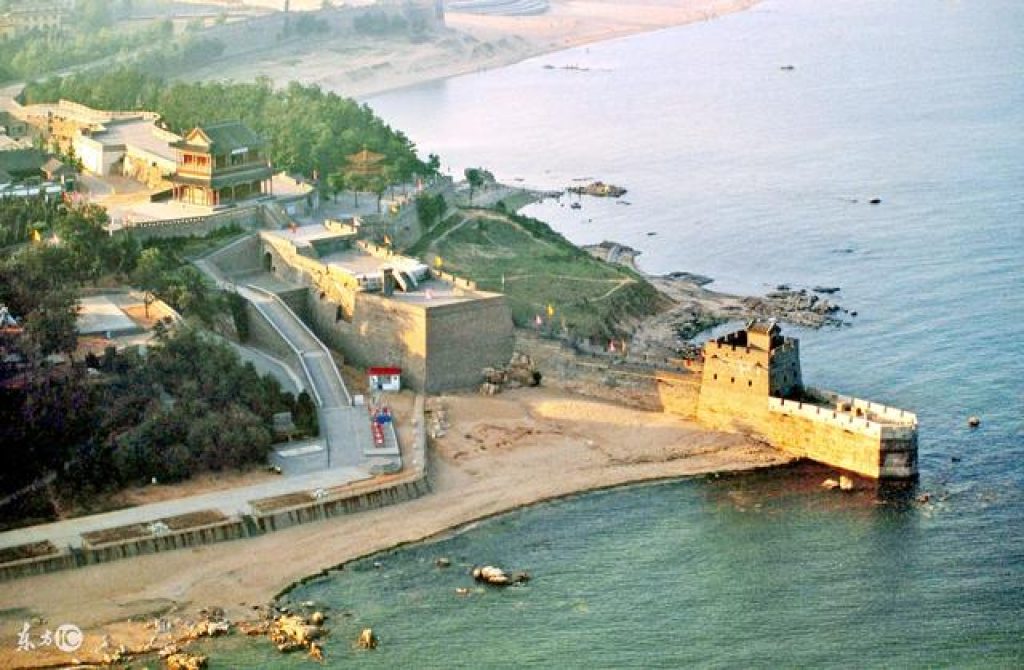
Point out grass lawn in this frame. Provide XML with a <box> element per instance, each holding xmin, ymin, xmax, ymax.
<box><xmin>410</xmin><ymin>208</ymin><xmax>668</xmax><ymax>340</ymax></box>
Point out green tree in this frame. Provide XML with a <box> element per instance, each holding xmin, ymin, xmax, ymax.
<box><xmin>132</xmin><ymin>248</ymin><xmax>169</xmax><ymax>317</ymax></box>
<box><xmin>23</xmin><ymin>289</ymin><xmax>79</xmax><ymax>360</ymax></box>
<box><xmin>465</xmin><ymin>167</ymin><xmax>487</xmax><ymax>204</ymax></box>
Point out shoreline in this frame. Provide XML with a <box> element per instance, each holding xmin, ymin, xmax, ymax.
<box><xmin>180</xmin><ymin>0</ymin><xmax>763</xmax><ymax>101</ymax></box>
<box><xmin>0</xmin><ymin>388</ymin><xmax>794</xmax><ymax>668</ymax></box>
<box><xmin>274</xmin><ymin>459</ymin><xmax>789</xmax><ymax>602</ymax></box>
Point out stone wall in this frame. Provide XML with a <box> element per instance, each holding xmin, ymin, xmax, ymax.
<box><xmin>768</xmin><ymin>395</ymin><xmax>918</xmax><ymax>478</ymax></box>
<box><xmin>245</xmin><ymin>298</ymin><xmax>306</xmax><ymax>383</ymax></box>
<box><xmin>308</xmin><ymin>289</ymin><xmax>429</xmax><ymax>389</ymax></box>
<box><xmin>252</xmin><ymin>479</ymin><xmax>431</xmax><ymax>533</ymax></box>
<box><xmin>116</xmin><ymin>205</ymin><xmax>263</xmax><ymax>241</ymax></box>
<box><xmin>80</xmin><ymin>518</ymin><xmax>249</xmax><ymax>566</ymax></box>
<box><xmin>207</xmin><ymin>234</ymin><xmax>263</xmax><ymax>276</ymax></box>
<box><xmin>654</xmin><ymin>370</ymin><xmax>701</xmax><ymax>419</ymax></box>
<box><xmin>424</xmin><ymin>297</ymin><xmax>515</xmax><ymax>393</ymax></box>
<box><xmin>0</xmin><ymin>551</ymin><xmax>76</xmax><ymax>582</ymax></box>
<box><xmin>513</xmin><ymin>331</ymin><xmax>696</xmax><ymax>411</ymax></box>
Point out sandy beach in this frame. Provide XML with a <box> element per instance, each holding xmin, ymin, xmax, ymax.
<box><xmin>0</xmin><ymin>387</ymin><xmax>791</xmax><ymax>668</ymax></box>
<box><xmin>182</xmin><ymin>0</ymin><xmax>761</xmax><ymax>99</ymax></box>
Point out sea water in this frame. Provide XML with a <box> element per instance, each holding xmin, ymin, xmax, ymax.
<box><xmin>213</xmin><ymin>0</ymin><xmax>1024</xmax><ymax>665</ymax></box>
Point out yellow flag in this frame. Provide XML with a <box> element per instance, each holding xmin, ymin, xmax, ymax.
<box><xmin>434</xmin><ymin>255</ymin><xmax>443</xmax><ymax>268</ymax></box>
<box><xmin>546</xmin><ymin>303</ymin><xmax>555</xmax><ymax>317</ymax></box>
<box><xmin>31</xmin><ymin>229</ymin><xmax>41</xmax><ymax>243</ymax></box>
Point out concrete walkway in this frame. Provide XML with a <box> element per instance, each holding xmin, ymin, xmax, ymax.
<box><xmin>0</xmin><ymin>466</ymin><xmax>369</xmax><ymax>551</ymax></box>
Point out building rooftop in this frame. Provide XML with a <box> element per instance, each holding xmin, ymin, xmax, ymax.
<box><xmin>76</xmin><ymin>295</ymin><xmax>143</xmax><ymax>337</ymax></box>
<box><xmin>263</xmin><ymin>224</ymin><xmax>494</xmax><ymax>307</ymax></box>
<box><xmin>171</xmin><ymin>120</ymin><xmax>265</xmax><ymax>154</ymax></box>
<box><xmin>88</xmin><ymin>118</ymin><xmax>179</xmax><ymax>164</ymax></box>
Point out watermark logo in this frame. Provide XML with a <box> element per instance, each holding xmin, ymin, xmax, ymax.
<box><xmin>54</xmin><ymin>624</ymin><xmax>83</xmax><ymax>653</ymax></box>
<box><xmin>15</xmin><ymin>622</ymin><xmax>82</xmax><ymax>653</ymax></box>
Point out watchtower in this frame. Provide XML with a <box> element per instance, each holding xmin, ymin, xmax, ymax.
<box><xmin>696</xmin><ymin>320</ymin><xmax>803</xmax><ymax>430</ymax></box>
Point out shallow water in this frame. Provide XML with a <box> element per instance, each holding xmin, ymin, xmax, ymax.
<box><xmin>213</xmin><ymin>0</ymin><xmax>1024</xmax><ymax>665</ymax></box>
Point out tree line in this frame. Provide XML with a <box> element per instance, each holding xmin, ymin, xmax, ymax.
<box><xmin>21</xmin><ymin>70</ymin><xmax>431</xmax><ymax>188</ymax></box>
<box><xmin>0</xmin><ymin>197</ymin><xmax>316</xmax><ymax>524</ymax></box>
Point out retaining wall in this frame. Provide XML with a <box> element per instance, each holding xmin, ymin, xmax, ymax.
<box><xmin>80</xmin><ymin>518</ymin><xmax>249</xmax><ymax>566</ymax></box>
<box><xmin>115</xmin><ymin>205</ymin><xmax>263</xmax><ymax>241</ymax></box>
<box><xmin>0</xmin><ymin>397</ymin><xmax>431</xmax><ymax>581</ymax></box>
<box><xmin>0</xmin><ymin>550</ymin><xmax>76</xmax><ymax>582</ymax></box>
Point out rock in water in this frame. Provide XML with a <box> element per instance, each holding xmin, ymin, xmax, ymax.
<box><xmin>357</xmin><ymin>628</ymin><xmax>378</xmax><ymax>650</ymax></box>
<box><xmin>472</xmin><ymin>565</ymin><xmax>530</xmax><ymax>586</ymax></box>
<box><xmin>165</xmin><ymin>652</ymin><xmax>208</xmax><ymax>670</ymax></box>
<box><xmin>967</xmin><ymin>416</ymin><xmax>981</xmax><ymax>428</ymax></box>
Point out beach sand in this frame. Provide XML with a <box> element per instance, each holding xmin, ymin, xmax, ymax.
<box><xmin>0</xmin><ymin>387</ymin><xmax>791</xmax><ymax>668</ymax></box>
<box><xmin>182</xmin><ymin>0</ymin><xmax>761</xmax><ymax>99</ymax></box>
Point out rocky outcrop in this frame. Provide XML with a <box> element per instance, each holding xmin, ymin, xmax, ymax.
<box><xmin>165</xmin><ymin>652</ymin><xmax>208</xmax><ymax>670</ymax></box>
<box><xmin>742</xmin><ymin>288</ymin><xmax>845</xmax><ymax>328</ymax></box>
<box><xmin>481</xmin><ymin>352</ymin><xmax>541</xmax><ymax>395</ymax></box>
<box><xmin>472</xmin><ymin>565</ymin><xmax>530</xmax><ymax>586</ymax></box>
<box><xmin>567</xmin><ymin>181</ymin><xmax>627</xmax><ymax>198</ymax></box>
<box><xmin>356</xmin><ymin>627</ymin><xmax>378</xmax><ymax>649</ymax></box>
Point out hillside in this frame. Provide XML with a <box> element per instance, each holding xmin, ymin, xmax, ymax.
<box><xmin>408</xmin><ymin>207</ymin><xmax>671</xmax><ymax>342</ymax></box>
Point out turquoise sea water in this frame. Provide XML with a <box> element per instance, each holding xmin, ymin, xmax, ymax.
<box><xmin>213</xmin><ymin>0</ymin><xmax>1023</xmax><ymax>666</ymax></box>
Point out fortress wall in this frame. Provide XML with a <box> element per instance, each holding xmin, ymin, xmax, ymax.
<box><xmin>513</xmin><ymin>332</ymin><xmax>696</xmax><ymax>411</ymax></box>
<box><xmin>208</xmin><ymin>234</ymin><xmax>262</xmax><ymax>276</ymax></box>
<box><xmin>769</xmin><ymin>340</ymin><xmax>802</xmax><ymax>397</ymax></box>
<box><xmin>307</xmin><ymin>291</ymin><xmax>429</xmax><ymax>390</ymax></box>
<box><xmin>424</xmin><ymin>297</ymin><xmax>515</xmax><ymax>393</ymax></box>
<box><xmin>763</xmin><ymin>408</ymin><xmax>885</xmax><ymax>479</ymax></box>
<box><xmin>118</xmin><ymin>206</ymin><xmax>262</xmax><ymax>241</ymax></box>
<box><xmin>769</xmin><ymin>397</ymin><xmax>886</xmax><ymax>437</ymax></box>
<box><xmin>277</xmin><ymin>288</ymin><xmax>310</xmax><ymax>322</ymax></box>
<box><xmin>816</xmin><ymin>390</ymin><xmax>918</xmax><ymax>425</ymax></box>
<box><xmin>655</xmin><ymin>371</ymin><xmax>701</xmax><ymax>420</ymax></box>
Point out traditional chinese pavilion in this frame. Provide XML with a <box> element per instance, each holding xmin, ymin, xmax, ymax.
<box><xmin>169</xmin><ymin>121</ymin><xmax>273</xmax><ymax>207</ymax></box>
<box><xmin>345</xmin><ymin>147</ymin><xmax>386</xmax><ymax>178</ymax></box>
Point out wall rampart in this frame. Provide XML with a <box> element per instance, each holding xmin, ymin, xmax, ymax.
<box><xmin>116</xmin><ymin>205</ymin><xmax>262</xmax><ymax>241</ymax></box>
<box><xmin>206</xmin><ymin>233</ymin><xmax>262</xmax><ymax>276</ymax></box>
<box><xmin>765</xmin><ymin>410</ymin><xmax>886</xmax><ymax>478</ymax></box>
<box><xmin>424</xmin><ymin>297</ymin><xmax>515</xmax><ymax>392</ymax></box>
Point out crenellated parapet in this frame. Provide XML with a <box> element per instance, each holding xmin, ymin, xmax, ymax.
<box><xmin>689</xmin><ymin>321</ymin><xmax>917</xmax><ymax>479</ymax></box>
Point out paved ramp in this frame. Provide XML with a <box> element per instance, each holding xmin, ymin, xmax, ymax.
<box><xmin>195</xmin><ymin>247</ymin><xmax>372</xmax><ymax>469</ymax></box>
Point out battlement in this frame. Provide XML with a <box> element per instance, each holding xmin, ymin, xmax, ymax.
<box><xmin>769</xmin><ymin>392</ymin><xmax>917</xmax><ymax>440</ymax></box>
<box><xmin>688</xmin><ymin>323</ymin><xmax>917</xmax><ymax>479</ymax></box>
